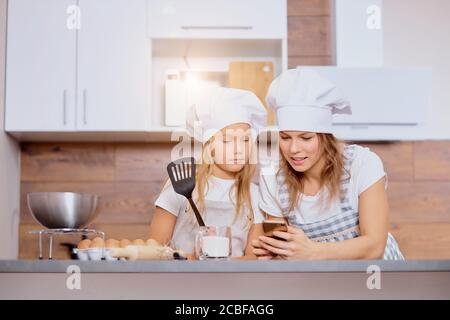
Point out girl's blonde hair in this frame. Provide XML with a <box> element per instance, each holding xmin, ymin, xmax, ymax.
<box><xmin>163</xmin><ymin>134</ymin><xmax>257</xmax><ymax>230</ymax></box>
<box><xmin>278</xmin><ymin>133</ymin><xmax>348</xmax><ymax>212</ymax></box>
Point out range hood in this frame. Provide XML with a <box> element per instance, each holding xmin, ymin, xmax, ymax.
<box><xmin>301</xmin><ymin>66</ymin><xmax>432</xmax><ymax>141</ymax></box>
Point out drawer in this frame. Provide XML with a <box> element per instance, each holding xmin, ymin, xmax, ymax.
<box><xmin>148</xmin><ymin>0</ymin><xmax>286</xmax><ymax>39</ymax></box>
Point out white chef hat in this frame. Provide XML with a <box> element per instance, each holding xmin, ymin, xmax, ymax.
<box><xmin>186</xmin><ymin>87</ymin><xmax>267</xmax><ymax>143</ymax></box>
<box><xmin>266</xmin><ymin>68</ymin><xmax>352</xmax><ymax>134</ymax></box>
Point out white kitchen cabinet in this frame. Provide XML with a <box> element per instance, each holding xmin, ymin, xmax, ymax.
<box><xmin>5</xmin><ymin>0</ymin><xmax>77</xmax><ymax>131</ymax></box>
<box><xmin>77</xmin><ymin>0</ymin><xmax>151</xmax><ymax>131</ymax></box>
<box><xmin>148</xmin><ymin>0</ymin><xmax>287</xmax><ymax>39</ymax></box>
<box><xmin>5</xmin><ymin>0</ymin><xmax>151</xmax><ymax>133</ymax></box>
<box><xmin>335</xmin><ymin>0</ymin><xmax>383</xmax><ymax>67</ymax></box>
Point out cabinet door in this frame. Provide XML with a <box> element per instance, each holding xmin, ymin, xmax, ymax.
<box><xmin>5</xmin><ymin>0</ymin><xmax>77</xmax><ymax>131</ymax></box>
<box><xmin>335</xmin><ymin>0</ymin><xmax>383</xmax><ymax>67</ymax></box>
<box><xmin>148</xmin><ymin>0</ymin><xmax>286</xmax><ymax>39</ymax></box>
<box><xmin>77</xmin><ymin>0</ymin><xmax>151</xmax><ymax>131</ymax></box>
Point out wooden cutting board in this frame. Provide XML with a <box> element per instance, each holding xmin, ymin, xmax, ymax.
<box><xmin>228</xmin><ymin>61</ymin><xmax>276</xmax><ymax>125</ymax></box>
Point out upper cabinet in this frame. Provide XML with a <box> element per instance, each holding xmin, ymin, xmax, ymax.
<box><xmin>328</xmin><ymin>0</ymin><xmax>432</xmax><ymax>140</ymax></box>
<box><xmin>147</xmin><ymin>0</ymin><xmax>287</xmax><ymax>39</ymax></box>
<box><xmin>5</xmin><ymin>0</ymin><xmax>151</xmax><ymax>133</ymax></box>
<box><xmin>76</xmin><ymin>0</ymin><xmax>151</xmax><ymax>131</ymax></box>
<box><xmin>335</xmin><ymin>0</ymin><xmax>383</xmax><ymax>67</ymax></box>
<box><xmin>5</xmin><ymin>0</ymin><xmax>287</xmax><ymax>141</ymax></box>
<box><xmin>5</xmin><ymin>0</ymin><xmax>77</xmax><ymax>131</ymax></box>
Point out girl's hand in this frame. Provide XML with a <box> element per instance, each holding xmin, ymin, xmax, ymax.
<box><xmin>258</xmin><ymin>226</ymin><xmax>319</xmax><ymax>260</ymax></box>
<box><xmin>251</xmin><ymin>239</ymin><xmax>276</xmax><ymax>260</ymax></box>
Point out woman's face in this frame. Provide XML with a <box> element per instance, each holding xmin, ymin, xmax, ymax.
<box><xmin>279</xmin><ymin>131</ymin><xmax>322</xmax><ymax>172</ymax></box>
<box><xmin>212</xmin><ymin>123</ymin><xmax>252</xmax><ymax>174</ymax></box>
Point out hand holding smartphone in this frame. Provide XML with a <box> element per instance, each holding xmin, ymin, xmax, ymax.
<box><xmin>262</xmin><ymin>220</ymin><xmax>288</xmax><ymax>241</ymax></box>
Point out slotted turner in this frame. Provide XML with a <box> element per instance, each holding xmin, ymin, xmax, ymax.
<box><xmin>167</xmin><ymin>157</ymin><xmax>205</xmax><ymax>227</ymax></box>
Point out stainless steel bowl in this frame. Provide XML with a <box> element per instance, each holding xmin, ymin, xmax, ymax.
<box><xmin>27</xmin><ymin>192</ymin><xmax>99</xmax><ymax>229</ymax></box>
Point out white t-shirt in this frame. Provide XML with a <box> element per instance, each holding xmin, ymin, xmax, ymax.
<box><xmin>259</xmin><ymin>144</ymin><xmax>387</xmax><ymax>224</ymax></box>
<box><xmin>154</xmin><ymin>175</ymin><xmax>265</xmax><ymax>256</ymax></box>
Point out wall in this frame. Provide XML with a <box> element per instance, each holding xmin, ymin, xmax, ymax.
<box><xmin>383</xmin><ymin>0</ymin><xmax>450</xmax><ymax>139</ymax></box>
<box><xmin>287</xmin><ymin>0</ymin><xmax>334</xmax><ymax>67</ymax></box>
<box><xmin>18</xmin><ymin>141</ymin><xmax>450</xmax><ymax>260</ymax></box>
<box><xmin>0</xmin><ymin>0</ymin><xmax>20</xmax><ymax>259</ymax></box>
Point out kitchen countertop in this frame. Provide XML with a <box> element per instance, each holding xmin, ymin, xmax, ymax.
<box><xmin>1</xmin><ymin>260</ymin><xmax>450</xmax><ymax>299</ymax></box>
<box><xmin>1</xmin><ymin>259</ymin><xmax>450</xmax><ymax>273</ymax></box>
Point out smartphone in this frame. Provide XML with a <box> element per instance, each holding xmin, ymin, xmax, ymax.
<box><xmin>262</xmin><ymin>220</ymin><xmax>288</xmax><ymax>240</ymax></box>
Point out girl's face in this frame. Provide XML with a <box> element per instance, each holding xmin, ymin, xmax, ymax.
<box><xmin>279</xmin><ymin>131</ymin><xmax>322</xmax><ymax>172</ymax></box>
<box><xmin>212</xmin><ymin>123</ymin><xmax>252</xmax><ymax>176</ymax></box>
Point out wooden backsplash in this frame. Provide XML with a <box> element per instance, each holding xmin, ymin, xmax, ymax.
<box><xmin>19</xmin><ymin>141</ymin><xmax>450</xmax><ymax>259</ymax></box>
<box><xmin>18</xmin><ymin>1</ymin><xmax>450</xmax><ymax>259</ymax></box>
<box><xmin>287</xmin><ymin>0</ymin><xmax>334</xmax><ymax>67</ymax></box>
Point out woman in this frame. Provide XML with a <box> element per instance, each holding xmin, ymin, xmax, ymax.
<box><xmin>252</xmin><ymin>68</ymin><xmax>404</xmax><ymax>260</ymax></box>
<box><xmin>149</xmin><ymin>87</ymin><xmax>266</xmax><ymax>258</ymax></box>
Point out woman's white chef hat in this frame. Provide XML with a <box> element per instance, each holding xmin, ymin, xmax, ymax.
<box><xmin>266</xmin><ymin>68</ymin><xmax>352</xmax><ymax>134</ymax></box>
<box><xmin>186</xmin><ymin>87</ymin><xmax>267</xmax><ymax>143</ymax></box>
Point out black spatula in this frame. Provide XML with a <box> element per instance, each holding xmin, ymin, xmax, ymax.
<box><xmin>167</xmin><ymin>157</ymin><xmax>205</xmax><ymax>227</ymax></box>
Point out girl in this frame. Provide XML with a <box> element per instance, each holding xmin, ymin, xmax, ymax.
<box><xmin>252</xmin><ymin>68</ymin><xmax>404</xmax><ymax>260</ymax></box>
<box><xmin>149</xmin><ymin>87</ymin><xmax>266</xmax><ymax>258</ymax></box>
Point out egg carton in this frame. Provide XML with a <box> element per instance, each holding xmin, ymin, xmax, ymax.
<box><xmin>72</xmin><ymin>247</ymin><xmax>125</xmax><ymax>261</ymax></box>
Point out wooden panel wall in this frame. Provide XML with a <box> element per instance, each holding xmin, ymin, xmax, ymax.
<box><xmin>19</xmin><ymin>141</ymin><xmax>450</xmax><ymax>259</ymax></box>
<box><xmin>18</xmin><ymin>1</ymin><xmax>450</xmax><ymax>259</ymax></box>
<box><xmin>288</xmin><ymin>0</ymin><xmax>334</xmax><ymax>67</ymax></box>
<box><xmin>19</xmin><ymin>143</ymin><xmax>175</xmax><ymax>259</ymax></box>
<box><xmin>362</xmin><ymin>142</ymin><xmax>450</xmax><ymax>259</ymax></box>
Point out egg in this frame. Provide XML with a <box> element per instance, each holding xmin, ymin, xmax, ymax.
<box><xmin>90</xmin><ymin>237</ymin><xmax>105</xmax><ymax>248</ymax></box>
<box><xmin>105</xmin><ymin>239</ymin><xmax>120</xmax><ymax>248</ymax></box>
<box><xmin>146</xmin><ymin>239</ymin><xmax>159</xmax><ymax>247</ymax></box>
<box><xmin>132</xmin><ymin>239</ymin><xmax>145</xmax><ymax>246</ymax></box>
<box><xmin>119</xmin><ymin>239</ymin><xmax>131</xmax><ymax>248</ymax></box>
<box><xmin>78</xmin><ymin>239</ymin><xmax>91</xmax><ymax>249</ymax></box>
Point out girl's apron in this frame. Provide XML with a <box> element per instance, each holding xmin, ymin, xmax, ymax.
<box><xmin>203</xmin><ymin>198</ymin><xmax>249</xmax><ymax>257</ymax></box>
<box><xmin>278</xmin><ymin>145</ymin><xmax>404</xmax><ymax>260</ymax></box>
<box><xmin>172</xmin><ymin>198</ymin><xmax>249</xmax><ymax>257</ymax></box>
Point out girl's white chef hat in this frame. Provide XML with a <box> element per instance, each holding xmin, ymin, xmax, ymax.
<box><xmin>266</xmin><ymin>68</ymin><xmax>352</xmax><ymax>134</ymax></box>
<box><xmin>186</xmin><ymin>87</ymin><xmax>267</xmax><ymax>143</ymax></box>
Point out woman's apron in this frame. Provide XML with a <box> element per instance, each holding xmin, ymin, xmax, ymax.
<box><xmin>278</xmin><ymin>145</ymin><xmax>404</xmax><ymax>260</ymax></box>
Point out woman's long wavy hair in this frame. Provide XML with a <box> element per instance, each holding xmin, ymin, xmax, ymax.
<box><xmin>278</xmin><ymin>133</ymin><xmax>347</xmax><ymax>212</ymax></box>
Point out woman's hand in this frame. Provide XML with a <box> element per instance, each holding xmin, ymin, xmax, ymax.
<box><xmin>258</xmin><ymin>226</ymin><xmax>319</xmax><ymax>260</ymax></box>
<box><xmin>251</xmin><ymin>238</ymin><xmax>277</xmax><ymax>260</ymax></box>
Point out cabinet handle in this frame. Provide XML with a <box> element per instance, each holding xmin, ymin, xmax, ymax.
<box><xmin>62</xmin><ymin>90</ymin><xmax>67</xmax><ymax>126</ymax></box>
<box><xmin>181</xmin><ymin>26</ymin><xmax>253</xmax><ymax>30</ymax></box>
<box><xmin>83</xmin><ymin>89</ymin><xmax>87</xmax><ymax>125</ymax></box>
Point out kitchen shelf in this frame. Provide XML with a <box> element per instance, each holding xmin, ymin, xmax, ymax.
<box><xmin>151</xmin><ymin>38</ymin><xmax>286</xmax><ymax>132</ymax></box>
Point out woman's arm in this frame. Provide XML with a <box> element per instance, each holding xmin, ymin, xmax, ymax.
<box><xmin>317</xmin><ymin>176</ymin><xmax>389</xmax><ymax>259</ymax></box>
<box><xmin>148</xmin><ymin>206</ymin><xmax>177</xmax><ymax>246</ymax></box>
<box><xmin>258</xmin><ymin>177</ymin><xmax>389</xmax><ymax>260</ymax></box>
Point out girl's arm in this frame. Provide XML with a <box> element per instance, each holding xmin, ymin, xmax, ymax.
<box><xmin>148</xmin><ymin>206</ymin><xmax>177</xmax><ymax>246</ymax></box>
<box><xmin>258</xmin><ymin>177</ymin><xmax>389</xmax><ymax>260</ymax></box>
<box><xmin>149</xmin><ymin>208</ymin><xmax>196</xmax><ymax>260</ymax></box>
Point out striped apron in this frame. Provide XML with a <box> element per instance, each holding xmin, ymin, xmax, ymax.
<box><xmin>278</xmin><ymin>145</ymin><xmax>404</xmax><ymax>260</ymax></box>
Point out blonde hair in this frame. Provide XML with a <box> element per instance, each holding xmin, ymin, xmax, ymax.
<box><xmin>163</xmin><ymin>135</ymin><xmax>257</xmax><ymax>230</ymax></box>
<box><xmin>278</xmin><ymin>133</ymin><xmax>348</xmax><ymax>212</ymax></box>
